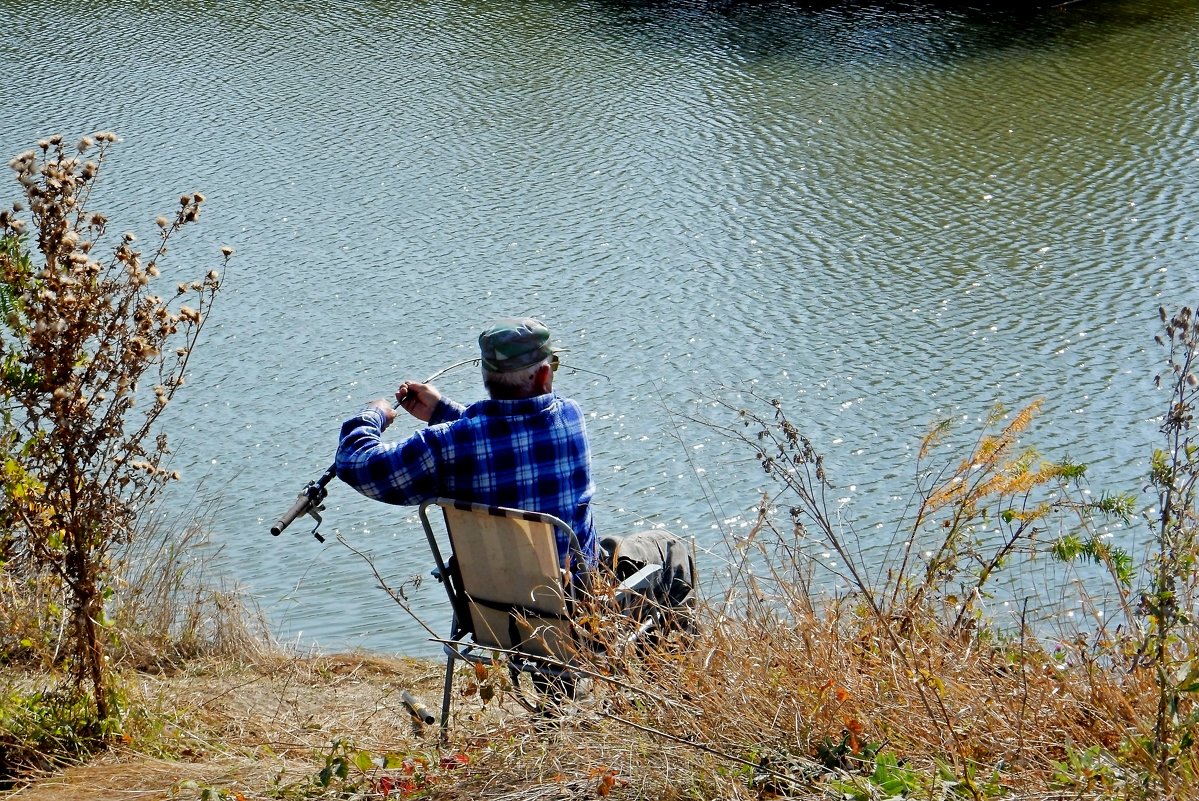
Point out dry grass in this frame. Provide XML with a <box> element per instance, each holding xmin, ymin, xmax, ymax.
<box><xmin>109</xmin><ymin>507</ymin><xmax>272</xmax><ymax>671</ymax></box>
<box><xmin>0</xmin><ymin>602</ymin><xmax>1164</xmax><ymax>801</ymax></box>
<box><xmin>2</xmin><ymin>648</ymin><xmax>726</xmax><ymax>800</ymax></box>
<box><xmin>0</xmin><ymin>512</ymin><xmax>1173</xmax><ymax>800</ymax></box>
<box><xmin>2</xmin><ymin>512</ymin><xmax>1179</xmax><ymax>798</ymax></box>
<box><xmin>618</xmin><ymin>607</ymin><xmax>1156</xmax><ymax>798</ymax></box>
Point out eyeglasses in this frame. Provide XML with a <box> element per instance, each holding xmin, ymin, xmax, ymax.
<box><xmin>550</xmin><ymin>353</ymin><xmax>560</xmax><ymax>372</ymax></box>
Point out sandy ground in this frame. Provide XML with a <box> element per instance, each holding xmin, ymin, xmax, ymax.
<box><xmin>2</xmin><ymin>652</ymin><xmax>654</xmax><ymax>801</ymax></box>
<box><xmin>3</xmin><ymin>653</ymin><xmax>457</xmax><ymax>800</ymax></box>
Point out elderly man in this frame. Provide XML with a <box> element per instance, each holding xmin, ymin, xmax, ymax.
<box><xmin>335</xmin><ymin>317</ymin><xmax>598</xmax><ymax>567</ymax></box>
<box><xmin>336</xmin><ymin>317</ymin><xmax>694</xmax><ymax>626</ymax></box>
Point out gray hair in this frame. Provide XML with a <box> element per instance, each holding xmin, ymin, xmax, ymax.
<box><xmin>482</xmin><ymin>357</ymin><xmax>549</xmax><ymax>398</ymax></box>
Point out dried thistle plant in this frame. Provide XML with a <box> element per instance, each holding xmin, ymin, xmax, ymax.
<box><xmin>0</xmin><ymin>132</ymin><xmax>230</xmax><ymax>722</ymax></box>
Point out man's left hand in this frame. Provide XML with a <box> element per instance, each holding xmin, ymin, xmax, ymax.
<box><xmin>396</xmin><ymin>381</ymin><xmax>441</xmax><ymax>422</ymax></box>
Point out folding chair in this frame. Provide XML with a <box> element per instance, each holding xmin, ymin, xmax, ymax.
<box><xmin>418</xmin><ymin>498</ymin><xmax>660</xmax><ymax>728</ymax></box>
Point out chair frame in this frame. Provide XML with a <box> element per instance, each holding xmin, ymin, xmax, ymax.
<box><xmin>418</xmin><ymin>497</ymin><xmax>659</xmax><ymax>728</ymax></box>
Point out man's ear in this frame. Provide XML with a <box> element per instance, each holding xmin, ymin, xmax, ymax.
<box><xmin>533</xmin><ymin>363</ymin><xmax>554</xmax><ymax>394</ymax></box>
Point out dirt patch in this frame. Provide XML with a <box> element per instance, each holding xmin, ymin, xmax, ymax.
<box><xmin>2</xmin><ymin>653</ymin><xmax>457</xmax><ymax>800</ymax></box>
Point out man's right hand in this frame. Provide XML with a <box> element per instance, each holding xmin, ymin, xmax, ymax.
<box><xmin>396</xmin><ymin>381</ymin><xmax>441</xmax><ymax>422</ymax></box>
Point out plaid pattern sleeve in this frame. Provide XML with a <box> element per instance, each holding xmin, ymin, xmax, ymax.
<box><xmin>335</xmin><ymin>393</ymin><xmax>598</xmax><ymax>566</ymax></box>
<box><xmin>428</xmin><ymin>397</ymin><xmax>466</xmax><ymax>425</ymax></box>
<box><xmin>334</xmin><ymin>406</ymin><xmax>441</xmax><ymax>505</ymax></box>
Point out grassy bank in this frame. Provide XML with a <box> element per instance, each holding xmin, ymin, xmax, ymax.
<box><xmin>0</xmin><ymin>592</ymin><xmax>1170</xmax><ymax>800</ymax></box>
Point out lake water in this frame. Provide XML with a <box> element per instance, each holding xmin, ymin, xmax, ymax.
<box><xmin>2</xmin><ymin>0</ymin><xmax>1198</xmax><ymax>656</ymax></box>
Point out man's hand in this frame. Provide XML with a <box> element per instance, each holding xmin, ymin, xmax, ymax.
<box><xmin>396</xmin><ymin>381</ymin><xmax>441</xmax><ymax>422</ymax></box>
<box><xmin>366</xmin><ymin>399</ymin><xmax>397</xmax><ymax>430</ymax></box>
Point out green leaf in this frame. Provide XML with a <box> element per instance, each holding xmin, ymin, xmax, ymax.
<box><xmin>871</xmin><ymin>752</ymin><xmax>921</xmax><ymax>796</ymax></box>
<box><xmin>1174</xmin><ymin>664</ymin><xmax>1199</xmax><ymax>694</ymax></box>
<box><xmin>353</xmin><ymin>750</ymin><xmax>375</xmax><ymax>773</ymax></box>
<box><xmin>1096</xmin><ymin>492</ymin><xmax>1136</xmax><ymax>522</ymax></box>
<box><xmin>1050</xmin><ymin>533</ymin><xmax>1083</xmax><ymax>562</ymax></box>
<box><xmin>1058</xmin><ymin>460</ymin><xmax>1087</xmax><ymax>480</ymax></box>
<box><xmin>826</xmin><ymin>777</ymin><xmax>869</xmax><ymax>801</ymax></box>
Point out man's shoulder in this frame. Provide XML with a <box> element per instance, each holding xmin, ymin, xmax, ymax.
<box><xmin>553</xmin><ymin>393</ymin><xmax>585</xmax><ymax>413</ymax></box>
<box><xmin>460</xmin><ymin>393</ymin><xmax>573</xmax><ymax>416</ymax></box>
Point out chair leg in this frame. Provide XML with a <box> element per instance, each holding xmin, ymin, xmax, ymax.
<box><xmin>508</xmin><ymin>666</ymin><xmax>540</xmax><ymax>714</ymax></box>
<box><xmin>440</xmin><ymin>654</ymin><xmax>455</xmax><ymax>729</ymax></box>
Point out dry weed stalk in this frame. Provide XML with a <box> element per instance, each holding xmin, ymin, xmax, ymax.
<box><xmin>0</xmin><ymin>132</ymin><xmax>229</xmax><ymax>721</ymax></box>
<box><xmin>1137</xmin><ymin>304</ymin><xmax>1199</xmax><ymax>791</ymax></box>
<box><xmin>536</xmin><ymin>390</ymin><xmax>1150</xmax><ymax>799</ymax></box>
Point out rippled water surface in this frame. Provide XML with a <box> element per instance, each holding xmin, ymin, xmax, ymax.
<box><xmin>3</xmin><ymin>0</ymin><xmax>1198</xmax><ymax>655</ymax></box>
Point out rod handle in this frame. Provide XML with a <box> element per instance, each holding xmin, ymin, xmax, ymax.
<box><xmin>401</xmin><ymin>690</ymin><xmax>434</xmax><ymax>725</ymax></box>
<box><xmin>270</xmin><ymin>492</ymin><xmax>312</xmax><ymax>536</ymax></box>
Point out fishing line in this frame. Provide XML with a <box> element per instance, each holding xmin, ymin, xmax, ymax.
<box><xmin>403</xmin><ymin>356</ymin><xmax>611</xmax><ymax>402</ymax></box>
<box><xmin>272</xmin><ymin>353</ymin><xmax>612</xmax><ymax>538</ymax></box>
<box><xmin>650</xmin><ymin>377</ymin><xmax>732</xmax><ymax>545</ymax></box>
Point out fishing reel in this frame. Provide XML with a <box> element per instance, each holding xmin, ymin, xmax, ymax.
<box><xmin>270</xmin><ymin>464</ymin><xmax>335</xmax><ymax>542</ymax></box>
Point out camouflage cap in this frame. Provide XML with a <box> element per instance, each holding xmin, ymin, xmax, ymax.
<box><xmin>478</xmin><ymin>317</ymin><xmax>560</xmax><ymax>373</ymax></box>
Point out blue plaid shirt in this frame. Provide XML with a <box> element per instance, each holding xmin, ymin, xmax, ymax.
<box><xmin>335</xmin><ymin>392</ymin><xmax>598</xmax><ymax>566</ymax></box>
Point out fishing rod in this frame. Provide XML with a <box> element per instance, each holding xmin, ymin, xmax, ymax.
<box><xmin>268</xmin><ymin>356</ymin><xmax>610</xmax><ymax>540</ymax></box>
<box><xmin>268</xmin><ymin>360</ymin><xmax>476</xmax><ymax>541</ymax></box>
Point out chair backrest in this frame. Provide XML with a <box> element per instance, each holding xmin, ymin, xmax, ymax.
<box><xmin>420</xmin><ymin>498</ymin><xmax>582</xmax><ymax>662</ymax></box>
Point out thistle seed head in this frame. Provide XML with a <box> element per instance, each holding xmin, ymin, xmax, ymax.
<box><xmin>9</xmin><ymin>150</ymin><xmax>35</xmax><ymax>169</ymax></box>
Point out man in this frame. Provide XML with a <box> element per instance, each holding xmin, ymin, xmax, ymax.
<box><xmin>336</xmin><ymin>316</ymin><xmax>694</xmax><ymax>629</ymax></box>
<box><xmin>335</xmin><ymin>317</ymin><xmax>598</xmax><ymax>567</ymax></box>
